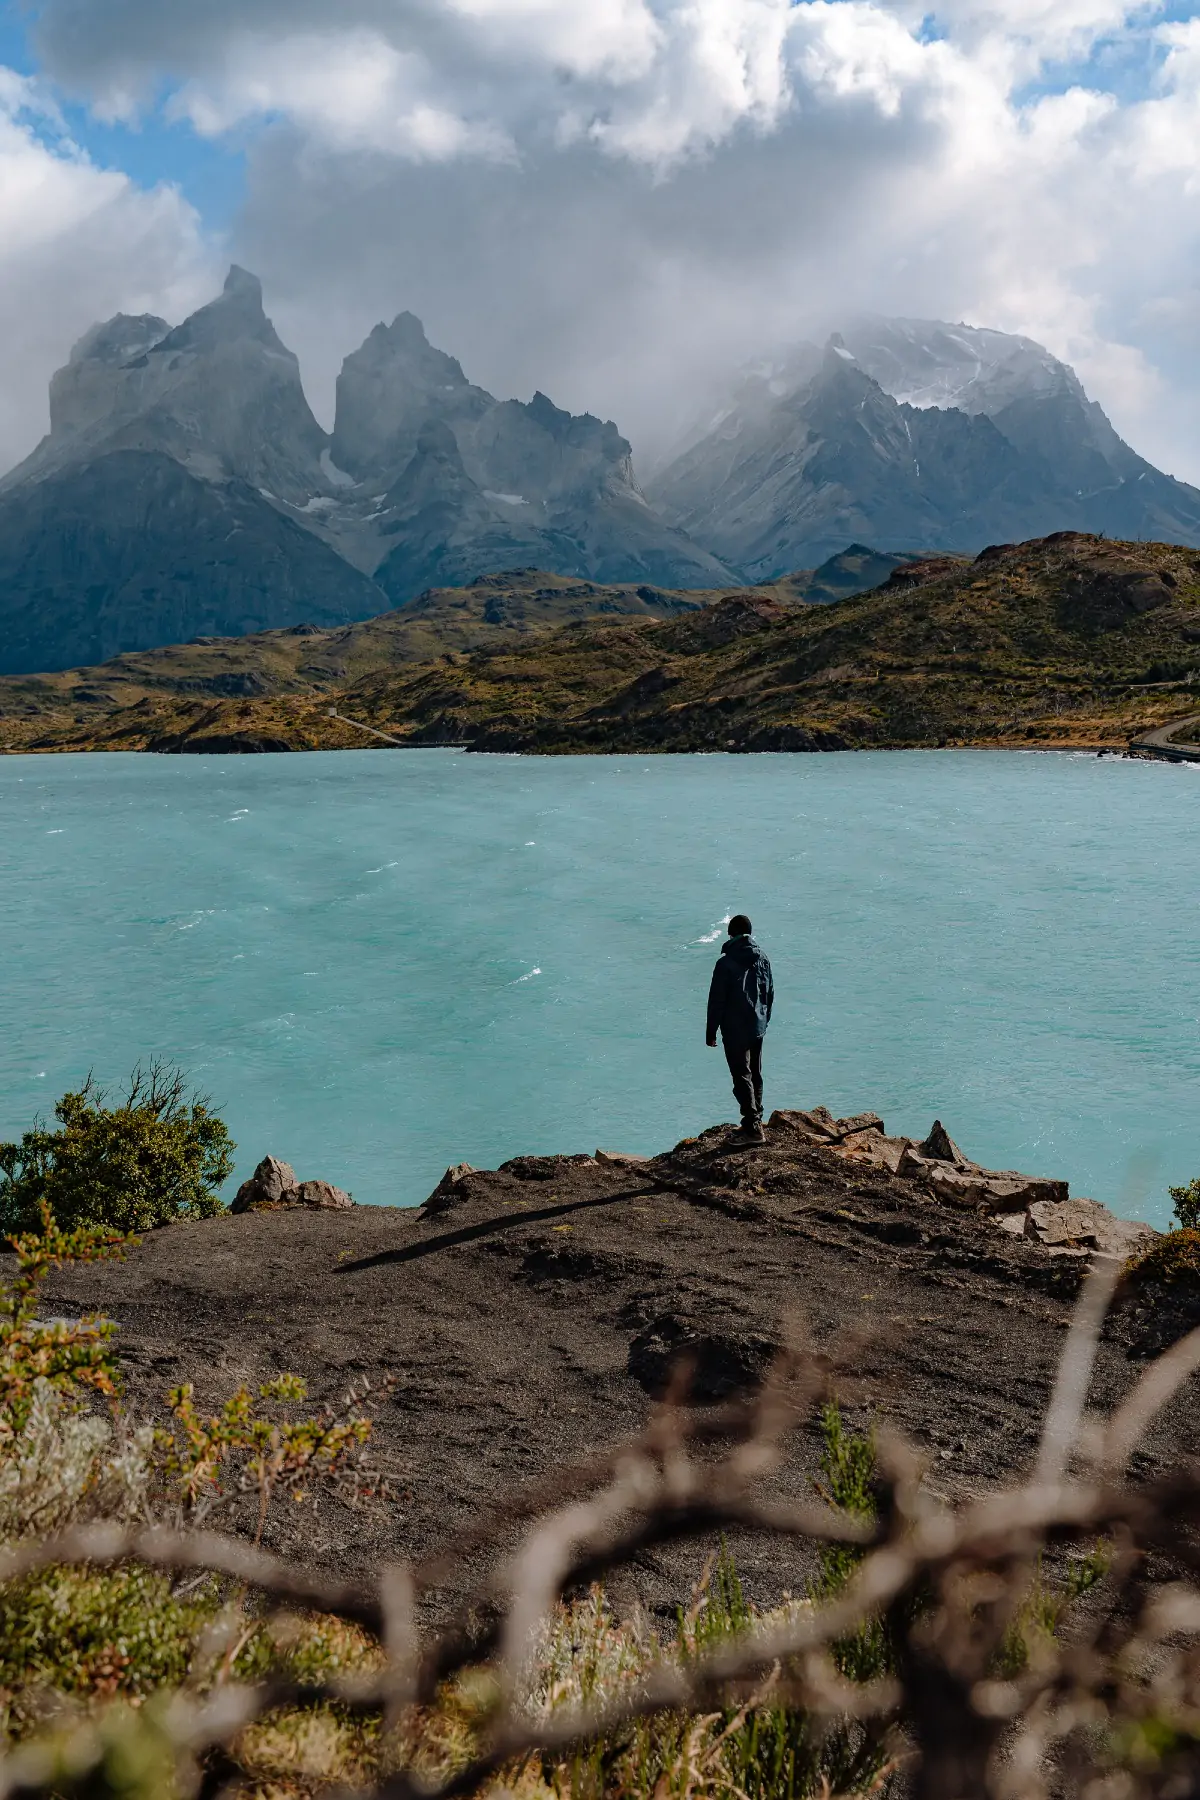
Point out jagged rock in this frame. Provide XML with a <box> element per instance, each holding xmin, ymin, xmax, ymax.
<box><xmin>231</xmin><ymin>1155</ymin><xmax>298</xmax><ymax>1213</ymax></box>
<box><xmin>292</xmin><ymin>1180</ymin><xmax>354</xmax><ymax>1211</ymax></box>
<box><xmin>845</xmin><ymin>1133</ymin><xmax>912</xmax><ymax>1175</ymax></box>
<box><xmin>422</xmin><ymin>1163</ymin><xmax>477</xmax><ymax>1217</ymax></box>
<box><xmin>919</xmin><ymin>1120</ymin><xmax>971</xmax><ymax>1165</ymax></box>
<box><xmin>992</xmin><ymin>1211</ymin><xmax>1033</xmax><ymax>1239</ymax></box>
<box><xmin>595</xmin><ymin>1149</ymin><xmax>650</xmax><ymax>1166</ymax></box>
<box><xmin>909</xmin><ymin>1156</ymin><xmax>1068</xmax><ymax>1212</ymax></box>
<box><xmin>768</xmin><ymin>1106</ymin><xmax>883</xmax><ymax>1144</ymax></box>
<box><xmin>769</xmin><ymin>1106</ymin><xmax>838</xmax><ymax>1140</ymax></box>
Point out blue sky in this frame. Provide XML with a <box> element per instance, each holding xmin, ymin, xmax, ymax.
<box><xmin>0</xmin><ymin>0</ymin><xmax>244</xmax><ymax>228</ymax></box>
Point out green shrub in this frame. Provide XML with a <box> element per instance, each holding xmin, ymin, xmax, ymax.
<box><xmin>0</xmin><ymin>1064</ymin><xmax>234</xmax><ymax>1235</ymax></box>
<box><xmin>811</xmin><ymin>1403</ymin><xmax>890</xmax><ymax>1686</ymax></box>
<box><xmin>1127</xmin><ymin>1228</ymin><xmax>1200</xmax><ymax>1286</ymax></box>
<box><xmin>0</xmin><ymin>1564</ymin><xmax>217</xmax><ymax>1722</ymax></box>
<box><xmin>1169</xmin><ymin>1177</ymin><xmax>1200</xmax><ymax>1232</ymax></box>
<box><xmin>0</xmin><ymin>1205</ymin><xmax>130</xmax><ymax>1443</ymax></box>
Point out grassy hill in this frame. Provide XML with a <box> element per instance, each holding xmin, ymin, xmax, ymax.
<box><xmin>4</xmin><ymin>533</ymin><xmax>1199</xmax><ymax>753</ymax></box>
<box><xmin>0</xmin><ymin>569</ymin><xmax>728</xmax><ymax>751</ymax></box>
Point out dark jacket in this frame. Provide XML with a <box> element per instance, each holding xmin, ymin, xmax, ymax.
<box><xmin>707</xmin><ymin>935</ymin><xmax>774</xmax><ymax>1046</ymax></box>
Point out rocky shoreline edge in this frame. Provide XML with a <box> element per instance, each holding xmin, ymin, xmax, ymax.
<box><xmin>234</xmin><ymin>1100</ymin><xmax>1156</xmax><ymax>1266</ymax></box>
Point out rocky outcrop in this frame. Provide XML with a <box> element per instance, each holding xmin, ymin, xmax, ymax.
<box><xmin>232</xmin><ymin>1155</ymin><xmax>353</xmax><ymax>1213</ymax></box>
<box><xmin>768</xmin><ymin>1104</ymin><xmax>1155</xmax><ymax>1260</ymax></box>
<box><xmin>41</xmin><ymin>1109</ymin><xmax>1197</xmax><ymax>1605</ymax></box>
<box><xmin>421</xmin><ymin>1162</ymin><xmax>477</xmax><ymax>1218</ymax></box>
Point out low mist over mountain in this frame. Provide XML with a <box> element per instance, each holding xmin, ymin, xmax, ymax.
<box><xmin>649</xmin><ymin>319</ymin><xmax>1200</xmax><ymax>579</ymax></box>
<box><xmin>0</xmin><ymin>269</ymin><xmax>732</xmax><ymax>675</ymax></box>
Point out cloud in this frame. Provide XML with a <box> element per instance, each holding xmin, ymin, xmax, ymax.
<box><xmin>0</xmin><ymin>70</ymin><xmax>213</xmax><ymax>474</ymax></box>
<box><xmin>11</xmin><ymin>0</ymin><xmax>1200</xmax><ymax>484</ymax></box>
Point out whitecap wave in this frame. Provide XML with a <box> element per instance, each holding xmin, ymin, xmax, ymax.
<box><xmin>513</xmin><ymin>967</ymin><xmax>542</xmax><ymax>983</ymax></box>
<box><xmin>693</xmin><ymin>915</ymin><xmax>731</xmax><ymax>945</ymax></box>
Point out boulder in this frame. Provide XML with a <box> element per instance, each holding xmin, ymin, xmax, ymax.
<box><xmin>919</xmin><ymin>1120</ymin><xmax>971</xmax><ymax>1166</ymax></box>
<box><xmin>293</xmin><ymin>1180</ymin><xmax>354</xmax><ymax>1211</ymax></box>
<box><xmin>422</xmin><ymin>1162</ymin><xmax>477</xmax><ymax>1217</ymax></box>
<box><xmin>231</xmin><ymin>1154</ymin><xmax>298</xmax><ymax>1214</ymax></box>
<box><xmin>595</xmin><ymin>1149</ymin><xmax>650</xmax><ymax>1166</ymax></box>
<box><xmin>1028</xmin><ymin>1198</ymin><xmax>1154</xmax><ymax>1259</ymax></box>
<box><xmin>231</xmin><ymin>1156</ymin><xmax>354</xmax><ymax>1213</ymax></box>
<box><xmin>768</xmin><ymin>1107</ymin><xmax>884</xmax><ymax>1144</ymax></box>
<box><xmin>840</xmin><ymin>1131</ymin><xmax>913</xmax><ymax>1174</ymax></box>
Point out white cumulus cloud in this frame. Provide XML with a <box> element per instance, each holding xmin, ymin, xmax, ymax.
<box><xmin>0</xmin><ymin>69</ymin><xmax>213</xmax><ymax>474</ymax></box>
<box><xmin>7</xmin><ymin>0</ymin><xmax>1200</xmax><ymax>484</ymax></box>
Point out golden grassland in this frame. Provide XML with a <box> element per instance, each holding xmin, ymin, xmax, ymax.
<box><xmin>5</xmin><ymin>533</ymin><xmax>1200</xmax><ymax>754</ymax></box>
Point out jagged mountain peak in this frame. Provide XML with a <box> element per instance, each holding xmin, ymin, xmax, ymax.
<box><xmin>224</xmin><ymin>264</ymin><xmax>263</xmax><ymax>300</ymax></box>
<box><xmin>148</xmin><ymin>263</ymin><xmax>290</xmax><ymax>361</ymax></box>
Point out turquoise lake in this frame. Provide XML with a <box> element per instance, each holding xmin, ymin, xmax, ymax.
<box><xmin>1</xmin><ymin>748</ymin><xmax>1198</xmax><ymax>1227</ymax></box>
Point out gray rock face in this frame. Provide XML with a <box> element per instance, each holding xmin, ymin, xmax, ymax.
<box><xmin>332</xmin><ymin>316</ymin><xmax>737</xmax><ymax>603</ymax></box>
<box><xmin>650</xmin><ymin>320</ymin><xmax>1200</xmax><ymax>577</ymax></box>
<box><xmin>8</xmin><ymin>268</ymin><xmax>330</xmax><ymax>508</ymax></box>
<box><xmin>0</xmin><ymin>450</ymin><xmax>383</xmax><ymax>675</ymax></box>
<box><xmin>331</xmin><ymin>312</ymin><xmax>492</xmax><ymax>482</ymax></box>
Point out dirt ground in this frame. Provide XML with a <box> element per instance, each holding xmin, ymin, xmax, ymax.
<box><xmin>34</xmin><ymin>1119</ymin><xmax>1193</xmax><ymax>1622</ymax></box>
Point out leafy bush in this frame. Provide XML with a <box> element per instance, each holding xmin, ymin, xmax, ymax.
<box><xmin>1169</xmin><ymin>1176</ymin><xmax>1200</xmax><ymax>1232</ymax></box>
<box><xmin>0</xmin><ymin>1208</ymin><xmax>382</xmax><ymax>1782</ymax></box>
<box><xmin>0</xmin><ymin>1064</ymin><xmax>234</xmax><ymax>1235</ymax></box>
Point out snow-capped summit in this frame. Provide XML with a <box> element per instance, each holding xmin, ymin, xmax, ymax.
<box><xmin>648</xmin><ymin>316</ymin><xmax>1200</xmax><ymax>576</ymax></box>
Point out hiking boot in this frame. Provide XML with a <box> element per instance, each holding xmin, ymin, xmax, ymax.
<box><xmin>740</xmin><ymin>1119</ymin><xmax>765</xmax><ymax>1143</ymax></box>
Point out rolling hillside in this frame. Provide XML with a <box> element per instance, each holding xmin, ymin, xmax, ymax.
<box><xmin>4</xmin><ymin>534</ymin><xmax>1196</xmax><ymax>755</ymax></box>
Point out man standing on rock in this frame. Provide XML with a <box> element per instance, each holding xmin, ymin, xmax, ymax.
<box><xmin>706</xmin><ymin>915</ymin><xmax>774</xmax><ymax>1142</ymax></box>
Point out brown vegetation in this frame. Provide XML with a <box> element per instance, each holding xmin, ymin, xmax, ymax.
<box><xmin>6</xmin><ymin>533</ymin><xmax>1200</xmax><ymax>755</ymax></box>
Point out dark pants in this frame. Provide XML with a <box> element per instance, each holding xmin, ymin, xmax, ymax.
<box><xmin>723</xmin><ymin>1036</ymin><xmax>764</xmax><ymax>1125</ymax></box>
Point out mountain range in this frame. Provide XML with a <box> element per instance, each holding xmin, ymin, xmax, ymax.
<box><xmin>0</xmin><ymin>269</ymin><xmax>731</xmax><ymax>674</ymax></box>
<box><xmin>2</xmin><ymin>276</ymin><xmax>1200</xmax><ymax>677</ymax></box>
